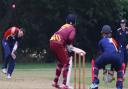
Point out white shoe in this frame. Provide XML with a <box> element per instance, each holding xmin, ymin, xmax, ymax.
<box><xmin>2</xmin><ymin>68</ymin><xmax>7</xmax><ymax>74</ymax></box>
<box><xmin>89</xmin><ymin>83</ymin><xmax>98</xmax><ymax>89</ymax></box>
<box><xmin>7</xmin><ymin>74</ymin><xmax>11</xmax><ymax>79</ymax></box>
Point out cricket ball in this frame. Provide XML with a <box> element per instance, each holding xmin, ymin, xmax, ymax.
<box><xmin>12</xmin><ymin>4</ymin><xmax>16</xmax><ymax>8</ymax></box>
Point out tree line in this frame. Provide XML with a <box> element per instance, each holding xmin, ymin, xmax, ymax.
<box><xmin>0</xmin><ymin>0</ymin><xmax>128</xmax><ymax>63</ymax></box>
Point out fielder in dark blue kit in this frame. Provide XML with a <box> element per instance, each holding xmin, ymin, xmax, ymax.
<box><xmin>1</xmin><ymin>26</ymin><xmax>24</xmax><ymax>79</ymax></box>
<box><xmin>89</xmin><ymin>25</ymin><xmax>123</xmax><ymax>89</ymax></box>
<box><xmin>116</xmin><ymin>19</ymin><xmax>128</xmax><ymax>79</ymax></box>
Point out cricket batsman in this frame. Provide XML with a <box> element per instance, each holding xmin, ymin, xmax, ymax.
<box><xmin>89</xmin><ymin>25</ymin><xmax>123</xmax><ymax>89</ymax></box>
<box><xmin>1</xmin><ymin>26</ymin><xmax>24</xmax><ymax>79</ymax></box>
<box><xmin>50</xmin><ymin>14</ymin><xmax>85</xmax><ymax>89</ymax></box>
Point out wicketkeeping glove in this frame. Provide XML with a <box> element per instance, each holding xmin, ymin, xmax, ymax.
<box><xmin>103</xmin><ymin>69</ymin><xmax>115</xmax><ymax>83</ymax></box>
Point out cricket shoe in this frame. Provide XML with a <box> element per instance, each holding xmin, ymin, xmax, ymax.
<box><xmin>59</xmin><ymin>84</ymin><xmax>73</xmax><ymax>89</ymax></box>
<box><xmin>52</xmin><ymin>81</ymin><xmax>59</xmax><ymax>88</ymax></box>
<box><xmin>6</xmin><ymin>74</ymin><xmax>11</xmax><ymax>79</ymax></box>
<box><xmin>2</xmin><ymin>68</ymin><xmax>7</xmax><ymax>74</ymax></box>
<box><xmin>89</xmin><ymin>83</ymin><xmax>98</xmax><ymax>89</ymax></box>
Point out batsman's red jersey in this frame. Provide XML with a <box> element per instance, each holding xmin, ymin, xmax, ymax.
<box><xmin>50</xmin><ymin>24</ymin><xmax>76</xmax><ymax>46</ymax></box>
<box><xmin>50</xmin><ymin>24</ymin><xmax>76</xmax><ymax>64</ymax></box>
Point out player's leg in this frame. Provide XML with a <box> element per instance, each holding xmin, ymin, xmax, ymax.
<box><xmin>122</xmin><ymin>62</ymin><xmax>126</xmax><ymax>81</ymax></box>
<box><xmin>1</xmin><ymin>39</ymin><xmax>11</xmax><ymax>74</ymax></box>
<box><xmin>60</xmin><ymin>58</ymin><xmax>73</xmax><ymax>89</ymax></box>
<box><xmin>66</xmin><ymin>57</ymin><xmax>72</xmax><ymax>86</ymax></box>
<box><xmin>115</xmin><ymin>65</ymin><xmax>123</xmax><ymax>89</ymax></box>
<box><xmin>7</xmin><ymin>56</ymin><xmax>16</xmax><ymax>79</ymax></box>
<box><xmin>55</xmin><ymin>47</ymin><xmax>72</xmax><ymax>88</ymax></box>
<box><xmin>116</xmin><ymin>69</ymin><xmax>123</xmax><ymax>89</ymax></box>
<box><xmin>62</xmin><ymin>63</ymin><xmax>69</xmax><ymax>85</ymax></box>
<box><xmin>2</xmin><ymin>56</ymin><xmax>10</xmax><ymax>74</ymax></box>
<box><xmin>50</xmin><ymin>42</ymin><xmax>71</xmax><ymax>88</ymax></box>
<box><xmin>53</xmin><ymin>45</ymin><xmax>72</xmax><ymax>88</ymax></box>
<box><xmin>123</xmin><ymin>50</ymin><xmax>128</xmax><ymax>74</ymax></box>
<box><xmin>52</xmin><ymin>62</ymin><xmax>63</xmax><ymax>88</ymax></box>
<box><xmin>89</xmin><ymin>56</ymin><xmax>103</xmax><ymax>89</ymax></box>
<box><xmin>118</xmin><ymin>48</ymin><xmax>127</xmax><ymax>80</ymax></box>
<box><xmin>119</xmin><ymin>47</ymin><xmax>125</xmax><ymax>75</ymax></box>
<box><xmin>112</xmin><ymin>54</ymin><xmax>123</xmax><ymax>89</ymax></box>
<box><xmin>50</xmin><ymin>42</ymin><xmax>62</xmax><ymax>88</ymax></box>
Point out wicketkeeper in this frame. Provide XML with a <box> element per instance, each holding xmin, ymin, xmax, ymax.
<box><xmin>1</xmin><ymin>26</ymin><xmax>24</xmax><ymax>79</ymax></box>
<box><xmin>89</xmin><ymin>25</ymin><xmax>123</xmax><ymax>89</ymax></box>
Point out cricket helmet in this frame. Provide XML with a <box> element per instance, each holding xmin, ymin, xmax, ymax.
<box><xmin>66</xmin><ymin>14</ymin><xmax>77</xmax><ymax>25</ymax></box>
<box><xmin>101</xmin><ymin>25</ymin><xmax>112</xmax><ymax>34</ymax></box>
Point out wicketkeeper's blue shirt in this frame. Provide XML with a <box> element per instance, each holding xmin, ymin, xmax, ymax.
<box><xmin>98</xmin><ymin>37</ymin><xmax>118</xmax><ymax>53</ymax></box>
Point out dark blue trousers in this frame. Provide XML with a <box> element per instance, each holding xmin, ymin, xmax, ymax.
<box><xmin>95</xmin><ymin>52</ymin><xmax>122</xmax><ymax>71</ymax></box>
<box><xmin>93</xmin><ymin>52</ymin><xmax>123</xmax><ymax>89</ymax></box>
<box><xmin>1</xmin><ymin>39</ymin><xmax>16</xmax><ymax>75</ymax></box>
<box><xmin>120</xmin><ymin>46</ymin><xmax>128</xmax><ymax>74</ymax></box>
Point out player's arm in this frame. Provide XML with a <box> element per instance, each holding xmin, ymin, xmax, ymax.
<box><xmin>115</xmin><ymin>28</ymin><xmax>121</xmax><ymax>45</ymax></box>
<box><xmin>71</xmin><ymin>47</ymin><xmax>86</xmax><ymax>54</ymax></box>
<box><xmin>11</xmin><ymin>41</ymin><xmax>18</xmax><ymax>59</ymax></box>
<box><xmin>67</xmin><ymin>45</ymin><xmax>85</xmax><ymax>54</ymax></box>
<box><xmin>97</xmin><ymin>40</ymin><xmax>103</xmax><ymax>55</ymax></box>
<box><xmin>125</xmin><ymin>28</ymin><xmax>128</xmax><ymax>49</ymax></box>
<box><xmin>66</xmin><ymin>29</ymin><xmax>76</xmax><ymax>55</ymax></box>
<box><xmin>67</xmin><ymin>29</ymin><xmax>85</xmax><ymax>54</ymax></box>
<box><xmin>68</xmin><ymin>30</ymin><xmax>76</xmax><ymax>44</ymax></box>
<box><xmin>11</xmin><ymin>27</ymin><xmax>17</xmax><ymax>35</ymax></box>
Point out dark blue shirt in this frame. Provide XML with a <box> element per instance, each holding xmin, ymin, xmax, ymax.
<box><xmin>116</xmin><ymin>27</ymin><xmax>128</xmax><ymax>48</ymax></box>
<box><xmin>99</xmin><ymin>37</ymin><xmax>118</xmax><ymax>53</ymax></box>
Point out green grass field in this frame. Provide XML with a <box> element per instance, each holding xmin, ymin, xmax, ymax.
<box><xmin>0</xmin><ymin>63</ymin><xmax>127</xmax><ymax>89</ymax></box>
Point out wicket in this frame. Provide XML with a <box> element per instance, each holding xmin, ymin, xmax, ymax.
<box><xmin>74</xmin><ymin>52</ymin><xmax>86</xmax><ymax>89</ymax></box>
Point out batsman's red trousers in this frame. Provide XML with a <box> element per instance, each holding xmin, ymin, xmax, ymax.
<box><xmin>50</xmin><ymin>40</ymin><xmax>68</xmax><ymax>65</ymax></box>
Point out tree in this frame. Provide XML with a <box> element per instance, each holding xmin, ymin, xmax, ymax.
<box><xmin>0</xmin><ymin>0</ymin><xmax>127</xmax><ymax>62</ymax></box>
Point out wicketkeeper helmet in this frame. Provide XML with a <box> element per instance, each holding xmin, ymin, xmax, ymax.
<box><xmin>101</xmin><ymin>25</ymin><xmax>112</xmax><ymax>34</ymax></box>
